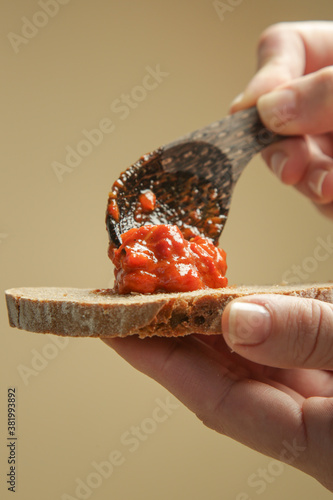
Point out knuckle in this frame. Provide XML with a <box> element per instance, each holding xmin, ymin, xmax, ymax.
<box><xmin>258</xmin><ymin>23</ymin><xmax>288</xmax><ymax>47</ymax></box>
<box><xmin>196</xmin><ymin>409</ymin><xmax>224</xmax><ymax>434</ymax></box>
<box><xmin>302</xmin><ymin>397</ymin><xmax>333</xmax><ymax>489</ymax></box>
<box><xmin>257</xmin><ymin>25</ymin><xmax>281</xmax><ymax>61</ymax></box>
<box><xmin>256</xmin><ymin>24</ymin><xmax>304</xmax><ymax>81</ymax></box>
<box><xmin>295</xmin><ymin>300</ymin><xmax>333</xmax><ymax>368</ymax></box>
<box><xmin>257</xmin><ymin>22</ymin><xmax>295</xmax><ymax>58</ymax></box>
<box><xmin>195</xmin><ymin>380</ymin><xmax>237</xmax><ymax>436</ymax></box>
<box><xmin>314</xmin><ymin>67</ymin><xmax>333</xmax><ymax>97</ymax></box>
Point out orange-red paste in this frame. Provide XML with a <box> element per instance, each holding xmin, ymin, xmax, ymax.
<box><xmin>109</xmin><ymin>224</ymin><xmax>227</xmax><ymax>294</ymax></box>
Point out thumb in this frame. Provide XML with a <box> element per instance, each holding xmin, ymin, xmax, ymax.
<box><xmin>257</xmin><ymin>67</ymin><xmax>333</xmax><ymax>135</ymax></box>
<box><xmin>222</xmin><ymin>295</ymin><xmax>333</xmax><ymax>369</ymax></box>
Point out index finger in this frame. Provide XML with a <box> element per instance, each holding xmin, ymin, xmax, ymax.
<box><xmin>230</xmin><ymin>21</ymin><xmax>333</xmax><ymax>111</ymax></box>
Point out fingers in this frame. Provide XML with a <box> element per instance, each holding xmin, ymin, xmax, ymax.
<box><xmin>230</xmin><ymin>21</ymin><xmax>333</xmax><ymax>112</ymax></box>
<box><xmin>260</xmin><ymin>136</ymin><xmax>309</xmax><ymax>185</ymax></box>
<box><xmin>102</xmin><ymin>336</ymin><xmax>308</xmax><ymax>466</ymax></box>
<box><xmin>103</xmin><ymin>331</ymin><xmax>333</xmax><ymax>487</ymax></box>
<box><xmin>229</xmin><ymin>21</ymin><xmax>333</xmax><ymax>216</ymax></box>
<box><xmin>103</xmin><ymin>335</ymin><xmax>244</xmax><ymax>415</ymax></box>
<box><xmin>292</xmin><ymin>148</ymin><xmax>333</xmax><ymax>207</ymax></box>
<box><xmin>301</xmin><ymin>397</ymin><xmax>333</xmax><ymax>490</ymax></box>
<box><xmin>270</xmin><ymin>367</ymin><xmax>333</xmax><ymax>399</ymax></box>
<box><xmin>230</xmin><ymin>24</ymin><xmax>305</xmax><ymax>111</ymax></box>
<box><xmin>222</xmin><ymin>295</ymin><xmax>333</xmax><ymax>370</ymax></box>
<box><xmin>257</xmin><ymin>67</ymin><xmax>333</xmax><ymax>136</ymax></box>
<box><xmin>261</xmin><ymin>136</ymin><xmax>333</xmax><ymax>207</ymax></box>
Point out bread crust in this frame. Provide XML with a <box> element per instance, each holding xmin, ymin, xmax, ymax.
<box><xmin>5</xmin><ymin>283</ymin><xmax>333</xmax><ymax>338</ymax></box>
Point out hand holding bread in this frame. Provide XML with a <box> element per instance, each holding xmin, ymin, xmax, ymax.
<box><xmin>104</xmin><ymin>21</ymin><xmax>333</xmax><ymax>492</ymax></box>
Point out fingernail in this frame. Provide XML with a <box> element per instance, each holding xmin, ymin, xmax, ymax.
<box><xmin>308</xmin><ymin>169</ymin><xmax>329</xmax><ymax>197</ymax></box>
<box><xmin>228</xmin><ymin>302</ymin><xmax>271</xmax><ymax>346</ymax></box>
<box><xmin>258</xmin><ymin>89</ymin><xmax>297</xmax><ymax>130</ymax></box>
<box><xmin>230</xmin><ymin>92</ymin><xmax>245</xmax><ymax>109</ymax></box>
<box><xmin>270</xmin><ymin>151</ymin><xmax>288</xmax><ymax>180</ymax></box>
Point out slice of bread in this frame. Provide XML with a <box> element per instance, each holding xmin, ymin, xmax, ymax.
<box><xmin>5</xmin><ymin>283</ymin><xmax>333</xmax><ymax>339</ymax></box>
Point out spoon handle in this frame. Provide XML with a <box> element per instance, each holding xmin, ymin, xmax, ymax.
<box><xmin>182</xmin><ymin>106</ymin><xmax>284</xmax><ymax>183</ymax></box>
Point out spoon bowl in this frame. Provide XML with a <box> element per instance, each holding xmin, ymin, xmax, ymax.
<box><xmin>106</xmin><ymin>106</ymin><xmax>284</xmax><ymax>247</ymax></box>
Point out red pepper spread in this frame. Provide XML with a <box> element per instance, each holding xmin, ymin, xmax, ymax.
<box><xmin>109</xmin><ymin>224</ymin><xmax>227</xmax><ymax>294</ymax></box>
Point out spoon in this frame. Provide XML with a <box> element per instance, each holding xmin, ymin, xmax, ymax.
<box><xmin>106</xmin><ymin>106</ymin><xmax>284</xmax><ymax>247</ymax></box>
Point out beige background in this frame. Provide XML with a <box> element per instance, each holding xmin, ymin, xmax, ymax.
<box><xmin>1</xmin><ymin>1</ymin><xmax>333</xmax><ymax>499</ymax></box>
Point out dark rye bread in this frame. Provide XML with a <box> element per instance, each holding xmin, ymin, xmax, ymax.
<box><xmin>5</xmin><ymin>283</ymin><xmax>333</xmax><ymax>339</ymax></box>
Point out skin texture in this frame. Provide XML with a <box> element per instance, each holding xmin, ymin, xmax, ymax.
<box><xmin>103</xmin><ymin>22</ymin><xmax>333</xmax><ymax>491</ymax></box>
<box><xmin>230</xmin><ymin>21</ymin><xmax>333</xmax><ymax>218</ymax></box>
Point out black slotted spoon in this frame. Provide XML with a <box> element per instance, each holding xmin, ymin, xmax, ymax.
<box><xmin>106</xmin><ymin>106</ymin><xmax>284</xmax><ymax>247</ymax></box>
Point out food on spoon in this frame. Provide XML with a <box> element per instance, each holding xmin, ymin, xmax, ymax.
<box><xmin>105</xmin><ymin>148</ymin><xmax>228</xmax><ymax>248</ymax></box>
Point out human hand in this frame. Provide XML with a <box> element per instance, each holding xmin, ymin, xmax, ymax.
<box><xmin>103</xmin><ymin>294</ymin><xmax>333</xmax><ymax>491</ymax></box>
<box><xmin>230</xmin><ymin>21</ymin><xmax>333</xmax><ymax>219</ymax></box>
<box><xmin>103</xmin><ymin>22</ymin><xmax>333</xmax><ymax>491</ymax></box>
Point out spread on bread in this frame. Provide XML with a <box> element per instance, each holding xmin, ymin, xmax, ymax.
<box><xmin>106</xmin><ymin>150</ymin><xmax>229</xmax><ymax>294</ymax></box>
<box><xmin>108</xmin><ymin>224</ymin><xmax>227</xmax><ymax>294</ymax></box>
